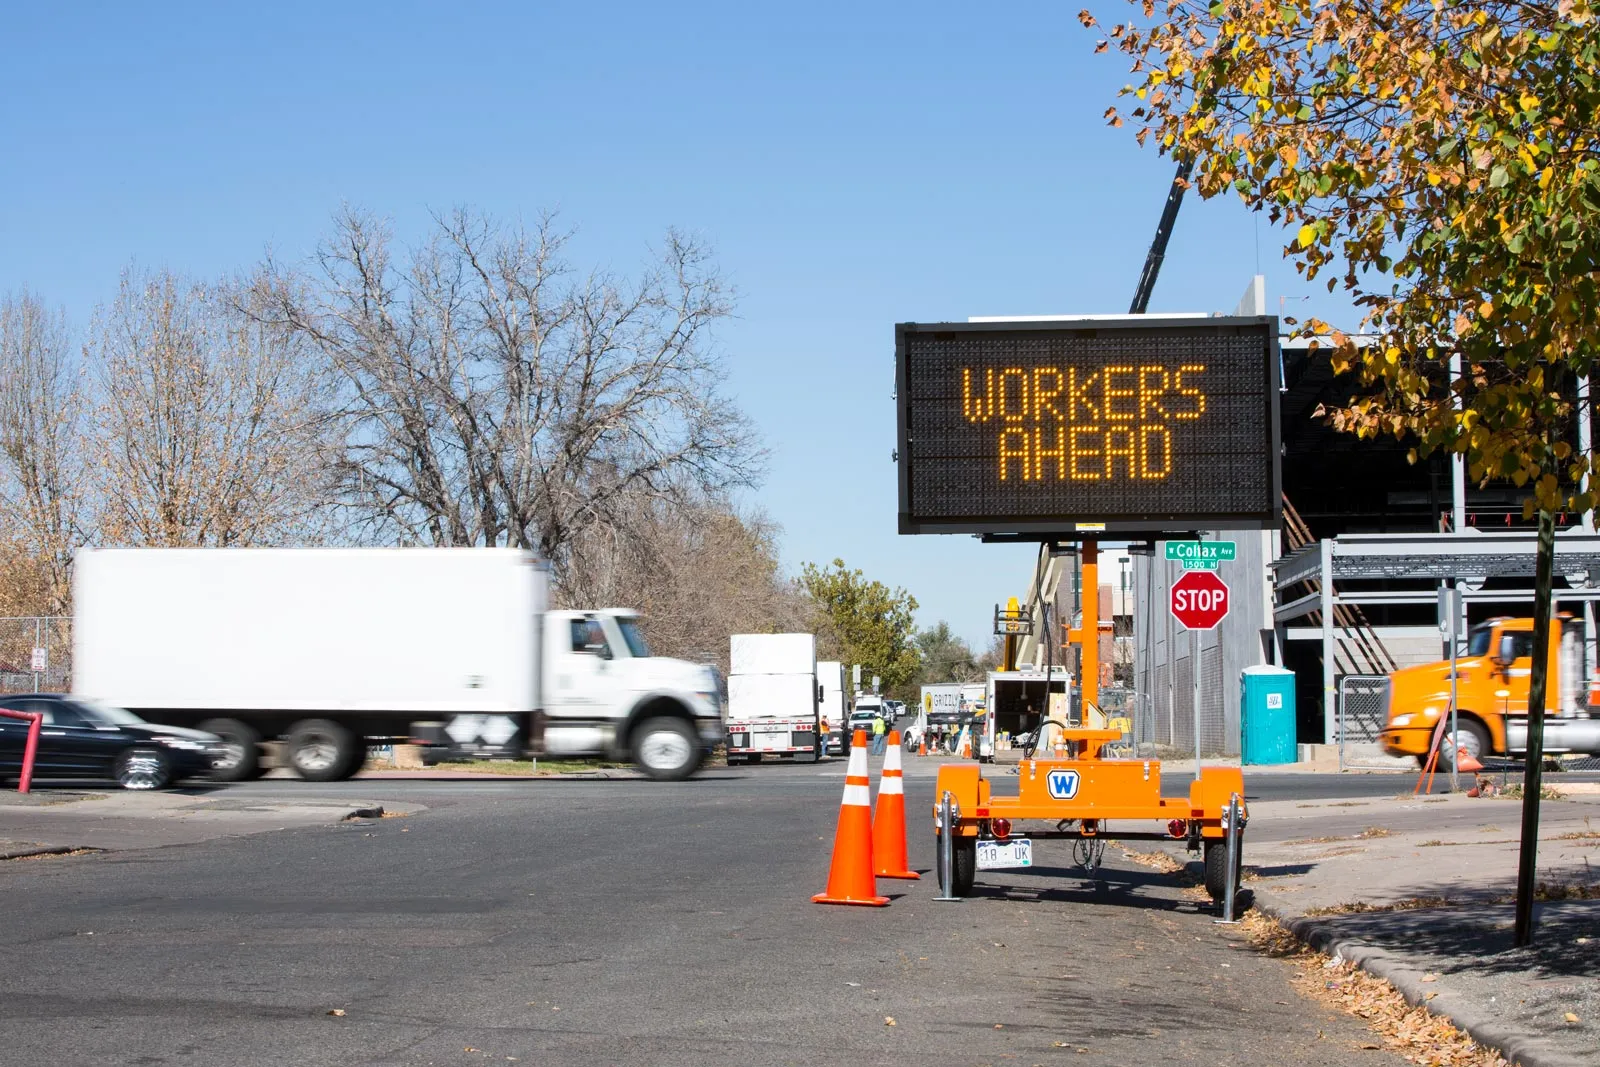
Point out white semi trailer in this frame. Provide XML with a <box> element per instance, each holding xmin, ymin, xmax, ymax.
<box><xmin>71</xmin><ymin>548</ymin><xmax>724</xmax><ymax>782</ymax></box>
<box><xmin>725</xmin><ymin>633</ymin><xmax>820</xmax><ymax>763</ymax></box>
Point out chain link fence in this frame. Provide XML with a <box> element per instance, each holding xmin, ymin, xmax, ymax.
<box><xmin>0</xmin><ymin>617</ymin><xmax>71</xmax><ymax>695</ymax></box>
<box><xmin>1336</xmin><ymin>674</ymin><xmax>1409</xmax><ymax>769</ymax></box>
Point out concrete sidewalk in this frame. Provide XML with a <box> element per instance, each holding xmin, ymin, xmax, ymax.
<box><xmin>1154</xmin><ymin>789</ymin><xmax>1599</xmax><ymax>1067</ymax></box>
<box><xmin>0</xmin><ymin>788</ymin><xmax>424</xmax><ymax>857</ymax></box>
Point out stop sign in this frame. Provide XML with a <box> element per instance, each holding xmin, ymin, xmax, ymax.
<box><xmin>1171</xmin><ymin>570</ymin><xmax>1230</xmax><ymax>630</ymax></box>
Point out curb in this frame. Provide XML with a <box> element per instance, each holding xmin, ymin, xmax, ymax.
<box><xmin>1252</xmin><ymin>887</ymin><xmax>1585</xmax><ymax>1067</ymax></box>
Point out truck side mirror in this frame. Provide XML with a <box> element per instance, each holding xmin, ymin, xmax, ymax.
<box><xmin>1495</xmin><ymin>634</ymin><xmax>1517</xmax><ymax>665</ymax></box>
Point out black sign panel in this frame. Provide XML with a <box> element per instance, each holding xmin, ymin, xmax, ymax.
<box><xmin>896</xmin><ymin>317</ymin><xmax>1281</xmax><ymax>535</ymax></box>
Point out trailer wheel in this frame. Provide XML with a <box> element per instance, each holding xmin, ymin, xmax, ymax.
<box><xmin>285</xmin><ymin>719</ymin><xmax>359</xmax><ymax>782</ymax></box>
<box><xmin>198</xmin><ymin>718</ymin><xmax>263</xmax><ymax>782</ymax></box>
<box><xmin>632</xmin><ymin>717</ymin><xmax>701</xmax><ymax>781</ymax></box>
<box><xmin>1203</xmin><ymin>839</ymin><xmax>1243</xmax><ymax>902</ymax></box>
<box><xmin>936</xmin><ymin>832</ymin><xmax>976</xmax><ymax>896</ymax></box>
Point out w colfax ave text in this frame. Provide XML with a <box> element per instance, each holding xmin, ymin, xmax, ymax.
<box><xmin>959</xmin><ymin>362</ymin><xmax>1209</xmax><ymax>482</ymax></box>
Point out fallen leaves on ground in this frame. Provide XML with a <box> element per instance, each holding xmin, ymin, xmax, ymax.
<box><xmin>1304</xmin><ymin>896</ymin><xmax>1456</xmax><ymax>917</ymax></box>
<box><xmin>1564</xmin><ymin>1013</ymin><xmax>1580</xmax><ymax>1024</ymax></box>
<box><xmin>326</xmin><ymin>1009</ymin><xmax>346</xmax><ymax>1017</ymax></box>
<box><xmin>884</xmin><ymin>1016</ymin><xmax>896</xmax><ymax>1027</ymax></box>
<box><xmin>1240</xmin><ymin>912</ymin><xmax>1512</xmax><ymax>1066</ymax></box>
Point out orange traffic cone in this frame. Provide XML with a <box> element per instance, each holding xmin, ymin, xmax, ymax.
<box><xmin>960</xmin><ymin>727</ymin><xmax>972</xmax><ymax>759</ymax></box>
<box><xmin>1456</xmin><ymin>745</ymin><xmax>1485</xmax><ymax>774</ymax></box>
<box><xmin>813</xmin><ymin>730</ymin><xmax>890</xmax><ymax>906</ymax></box>
<box><xmin>873</xmin><ymin>730</ymin><xmax>920</xmax><ymax>880</ymax></box>
<box><xmin>918</xmin><ymin>737</ymin><xmax>927</xmax><ymax>757</ymax></box>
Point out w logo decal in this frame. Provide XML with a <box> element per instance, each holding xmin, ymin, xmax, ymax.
<box><xmin>1046</xmin><ymin>769</ymin><xmax>1081</xmax><ymax>799</ymax></box>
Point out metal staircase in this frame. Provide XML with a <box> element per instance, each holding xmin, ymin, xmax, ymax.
<box><xmin>1281</xmin><ymin>494</ymin><xmax>1399</xmax><ymax>676</ymax></box>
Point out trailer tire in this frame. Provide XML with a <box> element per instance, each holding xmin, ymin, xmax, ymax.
<box><xmin>632</xmin><ymin>716</ymin><xmax>701</xmax><ymax>781</ymax></box>
<box><xmin>198</xmin><ymin>718</ymin><xmax>263</xmax><ymax>782</ymax></box>
<box><xmin>936</xmin><ymin>833</ymin><xmax>977</xmax><ymax>896</ymax></box>
<box><xmin>285</xmin><ymin>719</ymin><xmax>359</xmax><ymax>782</ymax></box>
<box><xmin>1203</xmin><ymin>839</ymin><xmax>1242</xmax><ymax>902</ymax></box>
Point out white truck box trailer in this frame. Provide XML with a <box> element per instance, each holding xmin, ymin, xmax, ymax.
<box><xmin>818</xmin><ymin>659</ymin><xmax>846</xmax><ymax>753</ymax></box>
<box><xmin>72</xmin><ymin>548</ymin><xmax>723</xmax><ymax>782</ymax></box>
<box><xmin>726</xmin><ymin>632</ymin><xmax>819</xmax><ymax>763</ymax></box>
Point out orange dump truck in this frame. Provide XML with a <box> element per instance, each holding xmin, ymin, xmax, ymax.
<box><xmin>1380</xmin><ymin>616</ymin><xmax>1600</xmax><ymax>766</ymax></box>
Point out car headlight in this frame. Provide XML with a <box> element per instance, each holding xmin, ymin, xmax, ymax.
<box><xmin>1390</xmin><ymin>715</ymin><xmax>1414</xmax><ymax>727</ymax></box>
<box><xmin>153</xmin><ymin>736</ymin><xmax>207</xmax><ymax>751</ymax></box>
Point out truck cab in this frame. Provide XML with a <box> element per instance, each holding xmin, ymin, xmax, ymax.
<box><xmin>1380</xmin><ymin>615</ymin><xmax>1600</xmax><ymax>765</ymax></box>
<box><xmin>539</xmin><ymin>609</ymin><xmax>725</xmax><ymax>778</ymax></box>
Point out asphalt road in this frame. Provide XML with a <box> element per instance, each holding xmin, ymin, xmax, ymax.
<box><xmin>0</xmin><ymin>759</ymin><xmax>1434</xmax><ymax>1067</ymax></box>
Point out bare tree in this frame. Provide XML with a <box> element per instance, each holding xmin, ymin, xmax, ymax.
<box><xmin>0</xmin><ymin>292</ymin><xmax>88</xmax><ymax>614</ymax></box>
<box><xmin>255</xmin><ymin>208</ymin><xmax>763</xmax><ymax>579</ymax></box>
<box><xmin>90</xmin><ymin>269</ymin><xmax>337</xmax><ymax>547</ymax></box>
<box><xmin>559</xmin><ymin>493</ymin><xmax>811</xmax><ymax>670</ymax></box>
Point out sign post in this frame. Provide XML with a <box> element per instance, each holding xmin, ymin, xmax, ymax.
<box><xmin>1170</xmin><ymin>567</ymin><xmax>1231</xmax><ymax>780</ymax></box>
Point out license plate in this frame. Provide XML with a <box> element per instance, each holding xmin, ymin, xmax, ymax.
<box><xmin>976</xmin><ymin>838</ymin><xmax>1033</xmax><ymax>870</ymax></box>
<box><xmin>754</xmin><ymin>729</ymin><xmax>789</xmax><ymax>748</ymax></box>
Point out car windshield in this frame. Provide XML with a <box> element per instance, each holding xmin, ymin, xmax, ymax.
<box><xmin>74</xmin><ymin>699</ymin><xmax>146</xmax><ymax>726</ymax></box>
<box><xmin>1466</xmin><ymin>625</ymin><xmax>1494</xmax><ymax>657</ymax></box>
<box><xmin>616</xmin><ymin>617</ymin><xmax>650</xmax><ymax>658</ymax></box>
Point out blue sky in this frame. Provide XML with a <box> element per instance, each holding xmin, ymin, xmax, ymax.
<box><xmin>1</xmin><ymin>2</ymin><xmax>1353</xmax><ymax>648</ymax></box>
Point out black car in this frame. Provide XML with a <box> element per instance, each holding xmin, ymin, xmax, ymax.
<box><xmin>0</xmin><ymin>694</ymin><xmax>222</xmax><ymax>790</ymax></box>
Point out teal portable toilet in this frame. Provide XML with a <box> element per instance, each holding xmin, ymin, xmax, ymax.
<box><xmin>1241</xmin><ymin>666</ymin><xmax>1297</xmax><ymax>765</ymax></box>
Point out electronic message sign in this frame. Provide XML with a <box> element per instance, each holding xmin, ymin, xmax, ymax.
<box><xmin>896</xmin><ymin>316</ymin><xmax>1281</xmax><ymax>535</ymax></box>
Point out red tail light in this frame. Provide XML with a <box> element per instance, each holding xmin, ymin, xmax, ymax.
<box><xmin>1168</xmin><ymin>819</ymin><xmax>1188</xmax><ymax>839</ymax></box>
<box><xmin>991</xmin><ymin>818</ymin><xmax>1012</xmax><ymax>841</ymax></box>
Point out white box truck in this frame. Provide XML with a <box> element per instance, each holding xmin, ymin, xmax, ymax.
<box><xmin>725</xmin><ymin>633</ymin><xmax>819</xmax><ymax>763</ymax></box>
<box><xmin>71</xmin><ymin>548</ymin><xmax>724</xmax><ymax>782</ymax></box>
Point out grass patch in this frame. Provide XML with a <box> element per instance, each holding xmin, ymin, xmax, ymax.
<box><xmin>1501</xmin><ymin>783</ymin><xmax>1566</xmax><ymax>801</ymax></box>
<box><xmin>431</xmin><ymin>758</ymin><xmax>629</xmax><ymax>776</ymax></box>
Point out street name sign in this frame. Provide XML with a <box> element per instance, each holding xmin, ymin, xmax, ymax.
<box><xmin>1165</xmin><ymin>540</ymin><xmax>1236</xmax><ymax>570</ymax></box>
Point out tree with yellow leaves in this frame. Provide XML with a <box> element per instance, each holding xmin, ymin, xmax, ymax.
<box><xmin>1086</xmin><ymin>0</ymin><xmax>1599</xmax><ymax>944</ymax></box>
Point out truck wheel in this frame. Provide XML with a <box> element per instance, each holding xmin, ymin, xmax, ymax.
<box><xmin>198</xmin><ymin>718</ymin><xmax>263</xmax><ymax>782</ymax></box>
<box><xmin>333</xmin><ymin>742</ymin><xmax>370</xmax><ymax>781</ymax></box>
<box><xmin>1444</xmin><ymin>720</ymin><xmax>1490</xmax><ymax>769</ymax></box>
<box><xmin>285</xmin><ymin>719</ymin><xmax>359</xmax><ymax>782</ymax></box>
<box><xmin>936</xmin><ymin>832</ymin><xmax>976</xmax><ymax>896</ymax></box>
<box><xmin>116</xmin><ymin>747</ymin><xmax>171</xmax><ymax>791</ymax></box>
<box><xmin>1203</xmin><ymin>839</ymin><xmax>1243</xmax><ymax>902</ymax></box>
<box><xmin>632</xmin><ymin>717</ymin><xmax>701</xmax><ymax>781</ymax></box>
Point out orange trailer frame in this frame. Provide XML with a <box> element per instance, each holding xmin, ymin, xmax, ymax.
<box><xmin>932</xmin><ymin>728</ymin><xmax>1247</xmax><ymax>901</ymax></box>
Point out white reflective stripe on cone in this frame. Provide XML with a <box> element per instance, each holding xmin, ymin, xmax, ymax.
<box><xmin>843</xmin><ymin>783</ymin><xmax>871</xmax><ymax>806</ymax></box>
<box><xmin>878</xmin><ymin>774</ymin><xmax>904</xmax><ymax>796</ymax></box>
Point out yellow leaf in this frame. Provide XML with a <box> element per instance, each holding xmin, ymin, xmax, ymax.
<box><xmin>1298</xmin><ymin>224</ymin><xmax>1317</xmax><ymax>249</ymax></box>
<box><xmin>1479</xmin><ymin>301</ymin><xmax>1494</xmax><ymax>318</ymax></box>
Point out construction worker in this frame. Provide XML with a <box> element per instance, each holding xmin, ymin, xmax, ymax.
<box><xmin>818</xmin><ymin>716</ymin><xmax>830</xmax><ymax>758</ymax></box>
<box><xmin>871</xmin><ymin>710</ymin><xmax>887</xmax><ymax>755</ymax></box>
